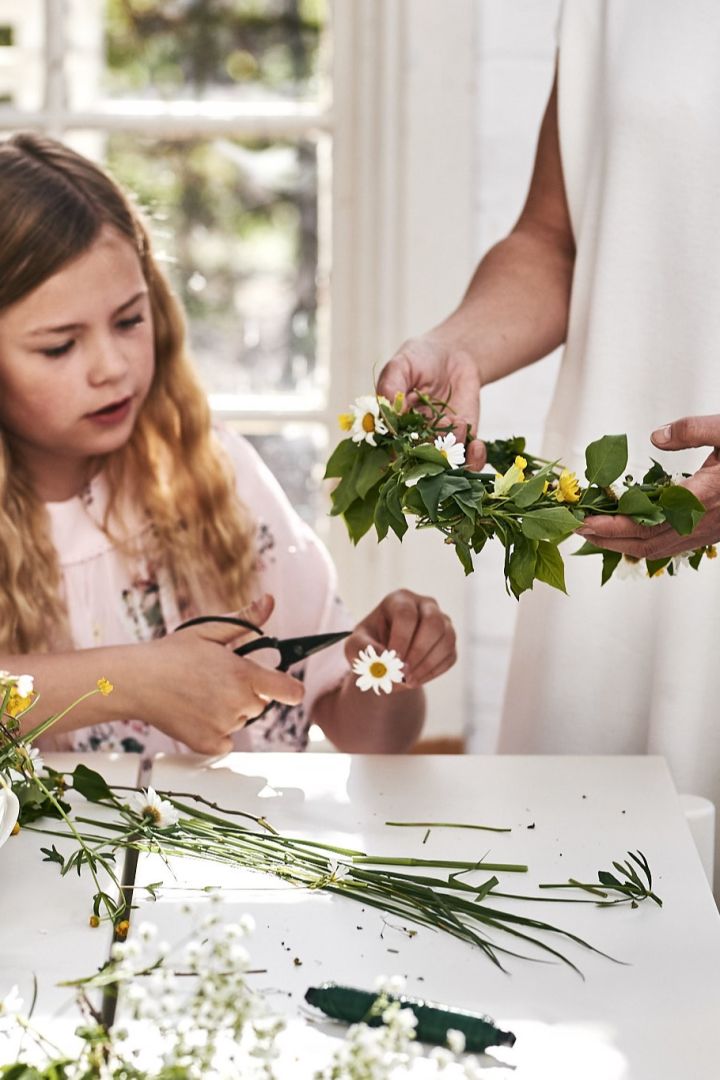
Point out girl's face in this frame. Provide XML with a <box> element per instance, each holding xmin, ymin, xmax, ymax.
<box><xmin>0</xmin><ymin>225</ymin><xmax>155</xmax><ymax>501</ymax></box>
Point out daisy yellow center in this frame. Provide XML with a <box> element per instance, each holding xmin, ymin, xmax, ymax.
<box><xmin>362</xmin><ymin>412</ymin><xmax>376</xmax><ymax>433</ymax></box>
<box><xmin>369</xmin><ymin>661</ymin><xmax>388</xmax><ymax>678</ymax></box>
<box><xmin>143</xmin><ymin>806</ymin><xmax>162</xmax><ymax>824</ymax></box>
<box><xmin>439</xmin><ymin>449</ymin><xmax>448</xmax><ymax>460</ymax></box>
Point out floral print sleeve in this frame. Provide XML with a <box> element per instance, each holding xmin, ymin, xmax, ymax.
<box><xmin>40</xmin><ymin>428</ymin><xmax>352</xmax><ymax>757</ymax></box>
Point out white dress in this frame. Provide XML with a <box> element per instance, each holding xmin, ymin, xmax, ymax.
<box><xmin>499</xmin><ymin>0</ymin><xmax>720</xmax><ymax>883</ymax></box>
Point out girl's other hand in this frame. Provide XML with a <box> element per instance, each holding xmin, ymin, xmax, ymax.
<box><xmin>136</xmin><ymin>593</ymin><xmax>304</xmax><ymax>754</ymax></box>
<box><xmin>345</xmin><ymin>589</ymin><xmax>457</xmax><ymax>691</ymax></box>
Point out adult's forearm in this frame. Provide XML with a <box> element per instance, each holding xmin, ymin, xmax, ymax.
<box><xmin>428</xmin><ymin>221</ymin><xmax>575</xmax><ymax>387</ymax></box>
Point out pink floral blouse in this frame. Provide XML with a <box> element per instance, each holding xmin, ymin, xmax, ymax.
<box><xmin>40</xmin><ymin>429</ymin><xmax>351</xmax><ymax>761</ymax></box>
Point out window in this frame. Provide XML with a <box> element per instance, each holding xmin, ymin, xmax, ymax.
<box><xmin>0</xmin><ymin>0</ymin><xmax>479</xmax><ymax>738</ymax></box>
<box><xmin>0</xmin><ymin>0</ymin><xmax>331</xmax><ymax>522</ymax></box>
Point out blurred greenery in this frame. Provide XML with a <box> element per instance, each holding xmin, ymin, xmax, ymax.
<box><xmin>103</xmin><ymin>0</ymin><xmax>327</xmax><ymax>398</ymax></box>
<box><xmin>105</xmin><ymin>0</ymin><xmax>327</xmax><ymax>100</ymax></box>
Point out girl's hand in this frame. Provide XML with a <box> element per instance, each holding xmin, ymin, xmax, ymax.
<box><xmin>134</xmin><ymin>594</ymin><xmax>304</xmax><ymax>754</ymax></box>
<box><xmin>345</xmin><ymin>589</ymin><xmax>457</xmax><ymax>690</ymax></box>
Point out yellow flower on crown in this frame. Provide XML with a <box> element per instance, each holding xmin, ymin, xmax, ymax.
<box><xmin>338</xmin><ymin>413</ymin><xmax>354</xmax><ymax>431</ymax></box>
<box><xmin>555</xmin><ymin>469</ymin><xmax>581</xmax><ymax>504</ymax></box>
<box><xmin>491</xmin><ymin>455</ymin><xmax>528</xmax><ymax>498</ymax></box>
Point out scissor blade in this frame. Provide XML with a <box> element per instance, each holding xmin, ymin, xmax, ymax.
<box><xmin>280</xmin><ymin>630</ymin><xmax>350</xmax><ymax>666</ymax></box>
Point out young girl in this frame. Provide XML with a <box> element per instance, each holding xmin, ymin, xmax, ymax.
<box><xmin>0</xmin><ymin>133</ymin><xmax>456</xmax><ymax>759</ymax></box>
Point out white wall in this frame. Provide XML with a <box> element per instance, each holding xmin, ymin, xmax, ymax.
<box><xmin>466</xmin><ymin>0</ymin><xmax>562</xmax><ymax>751</ymax></box>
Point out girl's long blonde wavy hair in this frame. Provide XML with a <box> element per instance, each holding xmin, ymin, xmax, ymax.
<box><xmin>0</xmin><ymin>133</ymin><xmax>257</xmax><ymax>652</ymax></box>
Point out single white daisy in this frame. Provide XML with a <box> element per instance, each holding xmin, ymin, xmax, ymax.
<box><xmin>434</xmin><ymin>432</ymin><xmax>466</xmax><ymax>469</ymax></box>
<box><xmin>130</xmin><ymin>787</ymin><xmax>180</xmax><ymax>829</ymax></box>
<box><xmin>352</xmin><ymin>645</ymin><xmax>404</xmax><ymax>695</ymax></box>
<box><xmin>349</xmin><ymin>396</ymin><xmax>388</xmax><ymax>447</ymax></box>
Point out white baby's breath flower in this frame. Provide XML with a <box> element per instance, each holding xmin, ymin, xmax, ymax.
<box><xmin>446</xmin><ymin>1027</ymin><xmax>466</xmax><ymax>1055</ymax></box>
<box><xmin>0</xmin><ymin>985</ymin><xmax>23</xmax><ymax>1017</ymax></box>
<box><xmin>374</xmin><ymin>973</ymin><xmax>407</xmax><ymax>996</ymax></box>
<box><xmin>434</xmin><ymin>432</ymin><xmax>466</xmax><ymax>469</ymax></box>
<box><xmin>129</xmin><ymin>787</ymin><xmax>180</xmax><ymax>829</ymax></box>
<box><xmin>327</xmin><ymin>859</ymin><xmax>351</xmax><ymax>882</ymax></box>
<box><xmin>15</xmin><ymin>675</ymin><xmax>34</xmax><ymax>698</ymax></box>
<box><xmin>349</xmin><ymin>395</ymin><xmax>388</xmax><ymax>447</ymax></box>
<box><xmin>352</xmin><ymin>645</ymin><xmax>405</xmax><ymax>695</ymax></box>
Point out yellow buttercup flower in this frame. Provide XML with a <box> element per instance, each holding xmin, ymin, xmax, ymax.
<box><xmin>4</xmin><ymin>688</ymin><xmax>34</xmax><ymax>718</ymax></box>
<box><xmin>491</xmin><ymin>456</ymin><xmax>528</xmax><ymax>498</ymax></box>
<box><xmin>555</xmin><ymin>469</ymin><xmax>581</xmax><ymax>504</ymax></box>
<box><xmin>97</xmin><ymin>677</ymin><xmax>114</xmax><ymax>696</ymax></box>
<box><xmin>392</xmin><ymin>391</ymin><xmax>405</xmax><ymax>413</ymax></box>
<box><xmin>707</xmin><ymin>545</ymin><xmax>717</xmax><ymax>559</ymax></box>
<box><xmin>338</xmin><ymin>413</ymin><xmax>354</xmax><ymax>431</ymax></box>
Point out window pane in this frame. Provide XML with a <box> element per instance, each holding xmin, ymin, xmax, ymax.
<box><xmin>0</xmin><ymin>0</ymin><xmax>45</xmax><ymax>110</ymax></box>
<box><xmin>236</xmin><ymin>422</ymin><xmax>328</xmax><ymax>527</ymax></box>
<box><xmin>103</xmin><ymin>133</ymin><xmax>325</xmax><ymax>401</ymax></box>
<box><xmin>101</xmin><ymin>0</ymin><xmax>328</xmax><ymax>104</ymax></box>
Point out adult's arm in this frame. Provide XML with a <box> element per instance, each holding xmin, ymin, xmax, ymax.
<box><xmin>377</xmin><ymin>73</ymin><xmax>575</xmax><ymax>466</ymax></box>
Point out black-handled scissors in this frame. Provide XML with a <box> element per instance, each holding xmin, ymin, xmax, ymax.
<box><xmin>174</xmin><ymin>615</ymin><xmax>350</xmax><ymax>726</ymax></box>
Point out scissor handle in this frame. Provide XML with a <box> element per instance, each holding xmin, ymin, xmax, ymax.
<box><xmin>175</xmin><ymin>615</ymin><xmax>263</xmax><ymax>636</ymax></box>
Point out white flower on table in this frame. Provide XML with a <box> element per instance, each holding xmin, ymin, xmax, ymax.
<box><xmin>434</xmin><ymin>432</ymin><xmax>466</xmax><ymax>469</ymax></box>
<box><xmin>352</xmin><ymin>645</ymin><xmax>405</xmax><ymax>695</ymax></box>
<box><xmin>129</xmin><ymin>786</ymin><xmax>180</xmax><ymax>829</ymax></box>
<box><xmin>348</xmin><ymin>395</ymin><xmax>389</xmax><ymax>447</ymax></box>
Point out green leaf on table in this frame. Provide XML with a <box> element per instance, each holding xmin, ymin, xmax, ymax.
<box><xmin>535</xmin><ymin>540</ymin><xmax>567</xmax><ymax>593</ymax></box>
<box><xmin>72</xmin><ymin>763</ymin><xmax>115</xmax><ymax>805</ymax></box>
<box><xmin>584</xmin><ymin>434</ymin><xmax>628</xmax><ymax>486</ymax></box>
<box><xmin>616</xmin><ymin>485</ymin><xmax>665</xmax><ymax>525</ymax></box>
<box><xmin>658</xmin><ymin>485</ymin><xmax>705</xmax><ymax>535</ymax></box>
<box><xmin>521</xmin><ymin>506</ymin><xmax>579</xmax><ymax>541</ymax></box>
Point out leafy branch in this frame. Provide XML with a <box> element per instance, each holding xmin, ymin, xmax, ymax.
<box><xmin>326</xmin><ymin>394</ymin><xmax>712</xmax><ymax>597</ymax></box>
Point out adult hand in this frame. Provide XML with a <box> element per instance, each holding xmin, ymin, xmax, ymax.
<box><xmin>137</xmin><ymin>593</ymin><xmax>304</xmax><ymax>754</ymax></box>
<box><xmin>376</xmin><ymin>336</ymin><xmax>485</xmax><ymax>468</ymax></box>
<box><xmin>345</xmin><ymin>589</ymin><xmax>457</xmax><ymax>690</ymax></box>
<box><xmin>578</xmin><ymin>415</ymin><xmax>720</xmax><ymax>558</ymax></box>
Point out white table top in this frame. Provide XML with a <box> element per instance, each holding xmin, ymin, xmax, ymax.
<box><xmin>3</xmin><ymin>752</ymin><xmax>719</xmax><ymax>1078</ymax></box>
